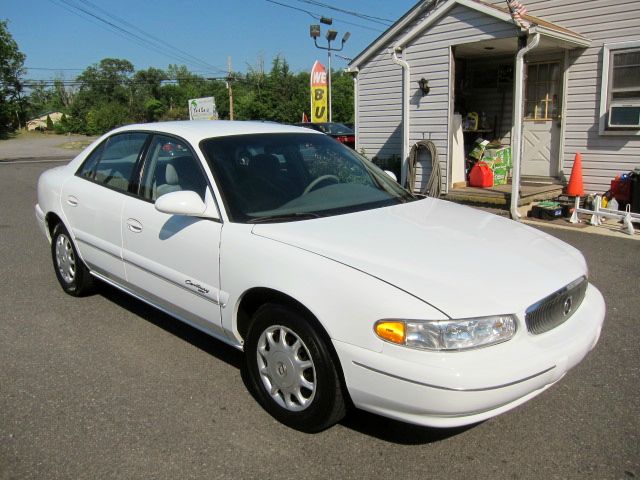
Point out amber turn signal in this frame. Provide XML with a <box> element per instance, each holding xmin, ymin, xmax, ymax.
<box><xmin>374</xmin><ymin>321</ymin><xmax>406</xmax><ymax>344</ymax></box>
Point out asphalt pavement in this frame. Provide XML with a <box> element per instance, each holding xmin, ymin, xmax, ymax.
<box><xmin>1</xmin><ymin>160</ymin><xmax>638</xmax><ymax>480</ymax></box>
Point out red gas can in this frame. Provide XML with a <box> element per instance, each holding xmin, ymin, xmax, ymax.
<box><xmin>469</xmin><ymin>162</ymin><xmax>493</xmax><ymax>188</ymax></box>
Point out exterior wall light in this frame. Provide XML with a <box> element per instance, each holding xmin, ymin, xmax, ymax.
<box><xmin>418</xmin><ymin>78</ymin><xmax>430</xmax><ymax>96</ymax></box>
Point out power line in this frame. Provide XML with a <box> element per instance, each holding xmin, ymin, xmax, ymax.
<box><xmin>48</xmin><ymin>0</ymin><xmax>226</xmax><ymax>75</ymax></box>
<box><xmin>25</xmin><ymin>67</ymin><xmax>86</xmax><ymax>71</ymax></box>
<box><xmin>291</xmin><ymin>0</ymin><xmax>394</xmax><ymax>26</ymax></box>
<box><xmin>76</xmin><ymin>0</ymin><xmax>227</xmax><ymax>74</ymax></box>
<box><xmin>57</xmin><ymin>0</ymin><xmax>222</xmax><ymax>73</ymax></box>
<box><xmin>264</xmin><ymin>0</ymin><xmax>384</xmax><ymax>32</ymax></box>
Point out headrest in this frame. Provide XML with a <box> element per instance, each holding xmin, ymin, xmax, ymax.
<box><xmin>165</xmin><ymin>163</ymin><xmax>179</xmax><ymax>185</ymax></box>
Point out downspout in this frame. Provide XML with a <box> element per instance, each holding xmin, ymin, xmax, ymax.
<box><xmin>351</xmin><ymin>68</ymin><xmax>359</xmax><ymax>152</ymax></box>
<box><xmin>391</xmin><ymin>47</ymin><xmax>411</xmax><ymax>187</ymax></box>
<box><xmin>510</xmin><ymin>32</ymin><xmax>540</xmax><ymax>220</ymax></box>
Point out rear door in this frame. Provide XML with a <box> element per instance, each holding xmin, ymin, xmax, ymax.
<box><xmin>121</xmin><ymin>134</ymin><xmax>225</xmax><ymax>335</ymax></box>
<box><xmin>61</xmin><ymin>132</ymin><xmax>149</xmax><ymax>282</ymax></box>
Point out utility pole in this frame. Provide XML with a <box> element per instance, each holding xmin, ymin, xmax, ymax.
<box><xmin>227</xmin><ymin>56</ymin><xmax>234</xmax><ymax>121</ymax></box>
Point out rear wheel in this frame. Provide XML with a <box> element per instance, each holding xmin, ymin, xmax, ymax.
<box><xmin>51</xmin><ymin>223</ymin><xmax>94</xmax><ymax>296</ymax></box>
<box><xmin>244</xmin><ymin>303</ymin><xmax>346</xmax><ymax>432</ymax></box>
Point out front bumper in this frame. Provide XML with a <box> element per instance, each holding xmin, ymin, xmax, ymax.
<box><xmin>334</xmin><ymin>283</ymin><xmax>605</xmax><ymax>428</ymax></box>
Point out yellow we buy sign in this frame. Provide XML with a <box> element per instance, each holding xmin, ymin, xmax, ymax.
<box><xmin>310</xmin><ymin>61</ymin><xmax>328</xmax><ymax>123</ymax></box>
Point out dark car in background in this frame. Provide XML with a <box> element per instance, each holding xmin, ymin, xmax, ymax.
<box><xmin>296</xmin><ymin>122</ymin><xmax>355</xmax><ymax>149</ymax></box>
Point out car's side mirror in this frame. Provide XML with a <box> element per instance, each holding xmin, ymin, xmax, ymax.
<box><xmin>384</xmin><ymin>170</ymin><xmax>398</xmax><ymax>182</ymax></box>
<box><xmin>155</xmin><ymin>190</ymin><xmax>218</xmax><ymax>219</ymax></box>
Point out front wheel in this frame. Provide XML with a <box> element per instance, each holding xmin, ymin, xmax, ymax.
<box><xmin>244</xmin><ymin>304</ymin><xmax>346</xmax><ymax>432</ymax></box>
<box><xmin>51</xmin><ymin>223</ymin><xmax>95</xmax><ymax>296</ymax></box>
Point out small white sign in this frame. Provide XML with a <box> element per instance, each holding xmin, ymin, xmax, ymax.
<box><xmin>188</xmin><ymin>97</ymin><xmax>218</xmax><ymax>120</ymax></box>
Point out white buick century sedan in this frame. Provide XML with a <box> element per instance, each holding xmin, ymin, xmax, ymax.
<box><xmin>36</xmin><ymin>121</ymin><xmax>605</xmax><ymax>432</ymax></box>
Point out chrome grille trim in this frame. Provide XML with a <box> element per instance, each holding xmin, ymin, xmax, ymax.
<box><xmin>525</xmin><ymin>276</ymin><xmax>588</xmax><ymax>335</ymax></box>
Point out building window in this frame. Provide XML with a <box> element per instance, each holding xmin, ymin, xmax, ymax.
<box><xmin>599</xmin><ymin>41</ymin><xmax>640</xmax><ymax>135</ymax></box>
<box><xmin>525</xmin><ymin>62</ymin><xmax>561</xmax><ymax>120</ymax></box>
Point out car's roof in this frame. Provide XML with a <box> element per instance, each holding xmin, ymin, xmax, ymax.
<box><xmin>111</xmin><ymin>120</ymin><xmax>322</xmax><ymax>143</ymax></box>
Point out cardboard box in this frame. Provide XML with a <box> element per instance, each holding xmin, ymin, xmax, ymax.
<box><xmin>468</xmin><ymin>138</ymin><xmax>489</xmax><ymax>161</ymax></box>
<box><xmin>482</xmin><ymin>146</ymin><xmax>512</xmax><ymax>185</ymax></box>
<box><xmin>484</xmin><ymin>146</ymin><xmax>512</xmax><ymax>169</ymax></box>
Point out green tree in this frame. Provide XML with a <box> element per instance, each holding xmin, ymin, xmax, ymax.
<box><xmin>0</xmin><ymin>20</ymin><xmax>26</xmax><ymax>136</ymax></box>
<box><xmin>131</xmin><ymin>67</ymin><xmax>167</xmax><ymax>121</ymax></box>
<box><xmin>46</xmin><ymin>114</ymin><xmax>53</xmax><ymax>130</ymax></box>
<box><xmin>330</xmin><ymin>70</ymin><xmax>354</xmax><ymax>124</ymax></box>
<box><xmin>70</xmin><ymin>58</ymin><xmax>134</xmax><ymax>133</ymax></box>
<box><xmin>26</xmin><ymin>81</ymin><xmax>53</xmax><ymax>119</ymax></box>
<box><xmin>235</xmin><ymin>56</ymin><xmax>307</xmax><ymax>123</ymax></box>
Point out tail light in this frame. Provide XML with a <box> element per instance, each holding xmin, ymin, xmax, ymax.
<box><xmin>336</xmin><ymin>135</ymin><xmax>355</xmax><ymax>144</ymax></box>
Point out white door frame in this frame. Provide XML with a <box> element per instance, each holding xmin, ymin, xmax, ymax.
<box><xmin>521</xmin><ymin>53</ymin><xmax>565</xmax><ymax>178</ymax></box>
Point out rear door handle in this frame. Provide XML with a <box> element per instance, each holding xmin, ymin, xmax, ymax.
<box><xmin>67</xmin><ymin>195</ymin><xmax>78</xmax><ymax>207</ymax></box>
<box><xmin>126</xmin><ymin>218</ymin><xmax>143</xmax><ymax>233</ymax></box>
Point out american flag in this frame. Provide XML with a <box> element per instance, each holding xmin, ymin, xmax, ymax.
<box><xmin>506</xmin><ymin>0</ymin><xmax>531</xmax><ymax>28</ymax></box>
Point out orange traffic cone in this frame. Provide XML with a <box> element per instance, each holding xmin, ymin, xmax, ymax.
<box><xmin>566</xmin><ymin>152</ymin><xmax>585</xmax><ymax>197</ymax></box>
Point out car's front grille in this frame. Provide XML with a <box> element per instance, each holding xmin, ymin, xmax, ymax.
<box><xmin>525</xmin><ymin>276</ymin><xmax>588</xmax><ymax>335</ymax></box>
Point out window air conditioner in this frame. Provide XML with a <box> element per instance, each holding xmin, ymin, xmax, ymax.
<box><xmin>608</xmin><ymin>103</ymin><xmax>640</xmax><ymax>128</ymax></box>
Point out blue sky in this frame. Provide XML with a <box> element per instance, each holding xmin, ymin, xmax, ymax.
<box><xmin>3</xmin><ymin>0</ymin><xmax>417</xmax><ymax>81</ymax></box>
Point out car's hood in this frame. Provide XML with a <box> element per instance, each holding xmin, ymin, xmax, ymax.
<box><xmin>252</xmin><ymin>198</ymin><xmax>587</xmax><ymax>318</ymax></box>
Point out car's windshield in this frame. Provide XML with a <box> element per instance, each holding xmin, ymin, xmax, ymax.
<box><xmin>200</xmin><ymin>133</ymin><xmax>414</xmax><ymax>223</ymax></box>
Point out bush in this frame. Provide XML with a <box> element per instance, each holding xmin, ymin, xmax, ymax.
<box><xmin>46</xmin><ymin>114</ymin><xmax>54</xmax><ymax>130</ymax></box>
<box><xmin>86</xmin><ymin>103</ymin><xmax>130</xmax><ymax>135</ymax></box>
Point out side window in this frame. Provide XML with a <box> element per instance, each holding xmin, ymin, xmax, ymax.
<box><xmin>599</xmin><ymin>42</ymin><xmax>640</xmax><ymax>134</ymax></box>
<box><xmin>91</xmin><ymin>132</ymin><xmax>148</xmax><ymax>192</ymax></box>
<box><xmin>140</xmin><ymin>135</ymin><xmax>208</xmax><ymax>202</ymax></box>
<box><xmin>77</xmin><ymin>142</ymin><xmax>105</xmax><ymax>180</ymax></box>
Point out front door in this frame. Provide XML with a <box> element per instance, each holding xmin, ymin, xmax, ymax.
<box><xmin>121</xmin><ymin>134</ymin><xmax>225</xmax><ymax>336</ymax></box>
<box><xmin>522</xmin><ymin>62</ymin><xmax>562</xmax><ymax>177</ymax></box>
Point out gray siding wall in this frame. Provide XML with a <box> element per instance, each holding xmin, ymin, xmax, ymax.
<box><xmin>406</xmin><ymin>5</ymin><xmax>519</xmax><ymax>192</ymax></box>
<box><xmin>356</xmin><ymin>3</ymin><xmax>519</xmax><ymax>192</ymax></box>
<box><xmin>356</xmin><ymin>49</ymin><xmax>403</xmax><ymax>161</ymax></box>
<box><xmin>356</xmin><ymin>7</ymin><xmax>435</xmax><ymax>164</ymax></box>
<box><xmin>491</xmin><ymin>0</ymin><xmax>640</xmax><ymax>192</ymax></box>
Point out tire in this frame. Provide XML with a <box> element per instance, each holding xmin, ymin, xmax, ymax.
<box><xmin>51</xmin><ymin>223</ymin><xmax>95</xmax><ymax>296</ymax></box>
<box><xmin>244</xmin><ymin>303</ymin><xmax>346</xmax><ymax>433</ymax></box>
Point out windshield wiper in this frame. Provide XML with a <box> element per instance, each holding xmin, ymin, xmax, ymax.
<box><xmin>248</xmin><ymin>212</ymin><xmax>322</xmax><ymax>224</ymax></box>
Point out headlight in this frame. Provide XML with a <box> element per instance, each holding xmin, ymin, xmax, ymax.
<box><xmin>374</xmin><ymin>315</ymin><xmax>517</xmax><ymax>351</ymax></box>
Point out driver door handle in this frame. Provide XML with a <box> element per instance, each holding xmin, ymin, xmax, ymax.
<box><xmin>126</xmin><ymin>218</ymin><xmax>143</xmax><ymax>233</ymax></box>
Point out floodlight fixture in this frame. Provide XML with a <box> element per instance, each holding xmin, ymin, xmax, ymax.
<box><xmin>341</xmin><ymin>32</ymin><xmax>351</xmax><ymax>44</ymax></box>
<box><xmin>310</xmin><ymin>24</ymin><xmax>321</xmax><ymax>38</ymax></box>
<box><xmin>326</xmin><ymin>29</ymin><xmax>338</xmax><ymax>41</ymax></box>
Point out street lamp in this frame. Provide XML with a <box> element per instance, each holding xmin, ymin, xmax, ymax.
<box><xmin>309</xmin><ymin>22</ymin><xmax>350</xmax><ymax>122</ymax></box>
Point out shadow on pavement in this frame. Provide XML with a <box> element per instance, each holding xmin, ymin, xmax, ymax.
<box><xmin>97</xmin><ymin>282</ymin><xmax>475</xmax><ymax>444</ymax></box>
<box><xmin>97</xmin><ymin>282</ymin><xmax>243</xmax><ymax>369</ymax></box>
<box><xmin>340</xmin><ymin>409</ymin><xmax>476</xmax><ymax>444</ymax></box>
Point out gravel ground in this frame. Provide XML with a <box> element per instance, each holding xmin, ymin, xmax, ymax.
<box><xmin>1</xmin><ymin>160</ymin><xmax>638</xmax><ymax>480</ymax></box>
<box><xmin>0</xmin><ymin>132</ymin><xmax>96</xmax><ymax>161</ymax></box>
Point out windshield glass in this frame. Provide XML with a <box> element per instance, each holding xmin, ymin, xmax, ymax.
<box><xmin>200</xmin><ymin>133</ymin><xmax>414</xmax><ymax>223</ymax></box>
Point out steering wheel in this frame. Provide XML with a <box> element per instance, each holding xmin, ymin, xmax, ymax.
<box><xmin>302</xmin><ymin>175</ymin><xmax>340</xmax><ymax>195</ymax></box>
